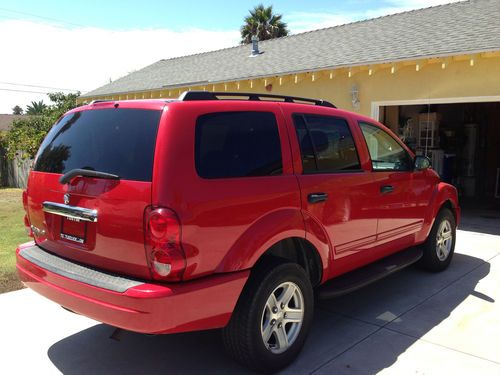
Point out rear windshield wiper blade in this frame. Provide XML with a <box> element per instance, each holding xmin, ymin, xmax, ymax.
<box><xmin>59</xmin><ymin>169</ymin><xmax>120</xmax><ymax>184</ymax></box>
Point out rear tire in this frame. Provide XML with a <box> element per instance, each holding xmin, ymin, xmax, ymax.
<box><xmin>418</xmin><ymin>208</ymin><xmax>456</xmax><ymax>272</ymax></box>
<box><xmin>222</xmin><ymin>259</ymin><xmax>314</xmax><ymax>373</ymax></box>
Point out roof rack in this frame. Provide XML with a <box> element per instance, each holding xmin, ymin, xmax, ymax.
<box><xmin>88</xmin><ymin>100</ymin><xmax>113</xmax><ymax>105</ymax></box>
<box><xmin>179</xmin><ymin>91</ymin><xmax>336</xmax><ymax>108</ymax></box>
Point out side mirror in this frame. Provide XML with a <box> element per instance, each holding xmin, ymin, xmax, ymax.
<box><xmin>414</xmin><ymin>155</ymin><xmax>431</xmax><ymax>170</ymax></box>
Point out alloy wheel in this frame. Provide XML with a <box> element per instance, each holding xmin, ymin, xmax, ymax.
<box><xmin>260</xmin><ymin>282</ymin><xmax>304</xmax><ymax>354</ymax></box>
<box><xmin>436</xmin><ymin>219</ymin><xmax>453</xmax><ymax>261</ymax></box>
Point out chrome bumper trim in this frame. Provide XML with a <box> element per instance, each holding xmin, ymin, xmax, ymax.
<box><xmin>42</xmin><ymin>201</ymin><xmax>98</xmax><ymax>223</ymax></box>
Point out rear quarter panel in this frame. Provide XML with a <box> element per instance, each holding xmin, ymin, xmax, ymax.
<box><xmin>152</xmin><ymin>101</ymin><xmax>306</xmax><ymax>280</ymax></box>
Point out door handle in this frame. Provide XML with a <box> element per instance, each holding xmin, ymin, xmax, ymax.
<box><xmin>308</xmin><ymin>192</ymin><xmax>328</xmax><ymax>204</ymax></box>
<box><xmin>380</xmin><ymin>185</ymin><xmax>394</xmax><ymax>194</ymax></box>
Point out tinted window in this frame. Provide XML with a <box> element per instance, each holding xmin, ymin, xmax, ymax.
<box><xmin>34</xmin><ymin>108</ymin><xmax>161</xmax><ymax>181</ymax></box>
<box><xmin>293</xmin><ymin>114</ymin><xmax>360</xmax><ymax>173</ymax></box>
<box><xmin>195</xmin><ymin>112</ymin><xmax>282</xmax><ymax>178</ymax></box>
<box><xmin>359</xmin><ymin>122</ymin><xmax>412</xmax><ymax>171</ymax></box>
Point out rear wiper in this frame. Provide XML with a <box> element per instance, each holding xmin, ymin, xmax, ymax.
<box><xmin>59</xmin><ymin>168</ymin><xmax>120</xmax><ymax>184</ymax></box>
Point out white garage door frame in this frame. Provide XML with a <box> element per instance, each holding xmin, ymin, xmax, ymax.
<box><xmin>372</xmin><ymin>95</ymin><xmax>500</xmax><ymax>200</ymax></box>
<box><xmin>371</xmin><ymin>95</ymin><xmax>500</xmax><ymax>120</ymax></box>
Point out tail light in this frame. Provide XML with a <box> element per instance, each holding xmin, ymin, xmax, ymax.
<box><xmin>22</xmin><ymin>190</ymin><xmax>33</xmax><ymax>237</ymax></box>
<box><xmin>144</xmin><ymin>207</ymin><xmax>186</xmax><ymax>281</ymax></box>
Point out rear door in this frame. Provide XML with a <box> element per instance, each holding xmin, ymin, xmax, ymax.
<box><xmin>153</xmin><ymin>102</ymin><xmax>301</xmax><ymax>279</ymax></box>
<box><xmin>285</xmin><ymin>110</ymin><xmax>378</xmax><ymax>261</ymax></box>
<box><xmin>26</xmin><ymin>105</ymin><xmax>162</xmax><ymax>279</ymax></box>
<box><xmin>358</xmin><ymin>121</ymin><xmax>423</xmax><ymax>245</ymax></box>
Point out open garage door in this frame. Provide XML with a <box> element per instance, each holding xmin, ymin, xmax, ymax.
<box><xmin>374</xmin><ymin>99</ymin><xmax>500</xmax><ymax>211</ymax></box>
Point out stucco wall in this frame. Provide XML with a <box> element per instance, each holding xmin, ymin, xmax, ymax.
<box><xmin>80</xmin><ymin>54</ymin><xmax>500</xmax><ymax>120</ymax></box>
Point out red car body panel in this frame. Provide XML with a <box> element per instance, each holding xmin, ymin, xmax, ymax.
<box><xmin>16</xmin><ymin>98</ymin><xmax>460</xmax><ymax>334</ymax></box>
<box><xmin>26</xmin><ymin>172</ymin><xmax>153</xmax><ymax>279</ymax></box>
<box><xmin>152</xmin><ymin>102</ymin><xmax>304</xmax><ymax>279</ymax></box>
<box><xmin>16</xmin><ymin>242</ymin><xmax>249</xmax><ymax>334</ymax></box>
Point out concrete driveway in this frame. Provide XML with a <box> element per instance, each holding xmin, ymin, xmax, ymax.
<box><xmin>1</xmin><ymin>227</ymin><xmax>499</xmax><ymax>374</ymax></box>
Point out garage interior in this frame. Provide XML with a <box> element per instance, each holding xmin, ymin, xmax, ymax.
<box><xmin>379</xmin><ymin>102</ymin><xmax>500</xmax><ymax>212</ymax></box>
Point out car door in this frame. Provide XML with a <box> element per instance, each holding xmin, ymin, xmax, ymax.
<box><xmin>285</xmin><ymin>110</ymin><xmax>378</xmax><ymax>263</ymax></box>
<box><xmin>358</xmin><ymin>121</ymin><xmax>423</xmax><ymax>246</ymax></box>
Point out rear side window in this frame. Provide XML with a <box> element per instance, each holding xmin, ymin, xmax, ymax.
<box><xmin>293</xmin><ymin>114</ymin><xmax>361</xmax><ymax>173</ymax></box>
<box><xmin>34</xmin><ymin>108</ymin><xmax>161</xmax><ymax>181</ymax></box>
<box><xmin>195</xmin><ymin>112</ymin><xmax>282</xmax><ymax>178</ymax></box>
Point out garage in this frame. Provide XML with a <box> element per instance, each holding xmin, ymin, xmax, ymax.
<box><xmin>377</xmin><ymin>98</ymin><xmax>500</xmax><ymax>211</ymax></box>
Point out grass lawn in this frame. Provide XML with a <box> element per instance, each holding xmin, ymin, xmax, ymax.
<box><xmin>0</xmin><ymin>188</ymin><xmax>28</xmax><ymax>293</ymax></box>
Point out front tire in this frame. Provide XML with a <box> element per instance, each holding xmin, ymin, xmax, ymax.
<box><xmin>222</xmin><ymin>260</ymin><xmax>314</xmax><ymax>373</ymax></box>
<box><xmin>418</xmin><ymin>208</ymin><xmax>456</xmax><ymax>272</ymax></box>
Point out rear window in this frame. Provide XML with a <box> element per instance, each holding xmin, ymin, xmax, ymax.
<box><xmin>195</xmin><ymin>111</ymin><xmax>282</xmax><ymax>178</ymax></box>
<box><xmin>34</xmin><ymin>108</ymin><xmax>161</xmax><ymax>182</ymax></box>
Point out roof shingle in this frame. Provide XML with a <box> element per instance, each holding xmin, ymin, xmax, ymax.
<box><xmin>0</xmin><ymin>114</ymin><xmax>23</xmax><ymax>131</ymax></box>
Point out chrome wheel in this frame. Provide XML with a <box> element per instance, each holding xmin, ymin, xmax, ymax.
<box><xmin>260</xmin><ymin>282</ymin><xmax>304</xmax><ymax>354</ymax></box>
<box><xmin>436</xmin><ymin>219</ymin><xmax>453</xmax><ymax>261</ymax></box>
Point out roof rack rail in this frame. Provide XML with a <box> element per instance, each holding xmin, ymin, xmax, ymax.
<box><xmin>179</xmin><ymin>91</ymin><xmax>336</xmax><ymax>108</ymax></box>
<box><xmin>88</xmin><ymin>99</ymin><xmax>114</xmax><ymax>105</ymax></box>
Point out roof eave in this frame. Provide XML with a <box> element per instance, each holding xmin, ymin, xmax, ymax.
<box><xmin>80</xmin><ymin>47</ymin><xmax>500</xmax><ymax>99</ymax></box>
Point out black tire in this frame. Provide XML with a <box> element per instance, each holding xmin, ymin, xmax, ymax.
<box><xmin>222</xmin><ymin>259</ymin><xmax>314</xmax><ymax>373</ymax></box>
<box><xmin>418</xmin><ymin>208</ymin><xmax>456</xmax><ymax>272</ymax></box>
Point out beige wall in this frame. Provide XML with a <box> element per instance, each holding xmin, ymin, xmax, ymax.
<box><xmin>80</xmin><ymin>53</ymin><xmax>500</xmax><ymax>120</ymax></box>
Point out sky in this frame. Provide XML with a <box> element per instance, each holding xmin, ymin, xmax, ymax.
<box><xmin>0</xmin><ymin>0</ymin><xmax>462</xmax><ymax>113</ymax></box>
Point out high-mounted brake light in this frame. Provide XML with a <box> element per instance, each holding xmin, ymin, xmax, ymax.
<box><xmin>144</xmin><ymin>207</ymin><xmax>186</xmax><ymax>281</ymax></box>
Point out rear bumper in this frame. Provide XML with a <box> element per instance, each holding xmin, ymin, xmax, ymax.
<box><xmin>16</xmin><ymin>242</ymin><xmax>249</xmax><ymax>334</ymax></box>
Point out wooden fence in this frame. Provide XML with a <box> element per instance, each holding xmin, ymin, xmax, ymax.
<box><xmin>0</xmin><ymin>147</ymin><xmax>31</xmax><ymax>188</ymax></box>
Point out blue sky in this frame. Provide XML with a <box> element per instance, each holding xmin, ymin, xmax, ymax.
<box><xmin>0</xmin><ymin>0</ymin><xmax>458</xmax><ymax>31</ymax></box>
<box><xmin>0</xmin><ymin>0</ymin><xmax>460</xmax><ymax>113</ymax></box>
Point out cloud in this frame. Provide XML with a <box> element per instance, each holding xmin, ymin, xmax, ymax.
<box><xmin>0</xmin><ymin>20</ymin><xmax>239</xmax><ymax>113</ymax></box>
<box><xmin>0</xmin><ymin>1</ymin><xmax>464</xmax><ymax>113</ymax></box>
<box><xmin>287</xmin><ymin>0</ymin><xmax>464</xmax><ymax>33</ymax></box>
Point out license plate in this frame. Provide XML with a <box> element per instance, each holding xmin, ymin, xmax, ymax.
<box><xmin>61</xmin><ymin>217</ymin><xmax>87</xmax><ymax>244</ymax></box>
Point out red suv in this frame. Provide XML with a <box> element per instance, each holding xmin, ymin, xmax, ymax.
<box><xmin>16</xmin><ymin>92</ymin><xmax>459</xmax><ymax>372</ymax></box>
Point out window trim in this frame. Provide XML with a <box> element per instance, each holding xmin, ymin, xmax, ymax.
<box><xmin>292</xmin><ymin>113</ymin><xmax>364</xmax><ymax>175</ymax></box>
<box><xmin>194</xmin><ymin>110</ymin><xmax>284</xmax><ymax>180</ymax></box>
<box><xmin>358</xmin><ymin>121</ymin><xmax>414</xmax><ymax>173</ymax></box>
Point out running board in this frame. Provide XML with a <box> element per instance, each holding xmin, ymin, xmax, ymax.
<box><xmin>317</xmin><ymin>247</ymin><xmax>423</xmax><ymax>300</ymax></box>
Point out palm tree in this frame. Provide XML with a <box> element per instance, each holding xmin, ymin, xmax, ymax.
<box><xmin>26</xmin><ymin>100</ymin><xmax>47</xmax><ymax>115</ymax></box>
<box><xmin>241</xmin><ymin>4</ymin><xmax>289</xmax><ymax>44</ymax></box>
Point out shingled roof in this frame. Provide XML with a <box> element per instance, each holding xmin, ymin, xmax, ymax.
<box><xmin>0</xmin><ymin>114</ymin><xmax>23</xmax><ymax>131</ymax></box>
<box><xmin>82</xmin><ymin>0</ymin><xmax>500</xmax><ymax>98</ymax></box>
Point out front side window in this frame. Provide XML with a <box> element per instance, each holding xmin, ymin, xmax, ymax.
<box><xmin>359</xmin><ymin>122</ymin><xmax>412</xmax><ymax>171</ymax></box>
<box><xmin>293</xmin><ymin>114</ymin><xmax>361</xmax><ymax>174</ymax></box>
<box><xmin>195</xmin><ymin>111</ymin><xmax>282</xmax><ymax>178</ymax></box>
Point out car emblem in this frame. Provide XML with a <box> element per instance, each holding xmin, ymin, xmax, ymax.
<box><xmin>64</xmin><ymin>193</ymin><xmax>70</xmax><ymax>205</ymax></box>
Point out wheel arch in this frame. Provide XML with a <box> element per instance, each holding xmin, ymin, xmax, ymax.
<box><xmin>215</xmin><ymin>208</ymin><xmax>329</xmax><ymax>286</ymax></box>
<box><xmin>253</xmin><ymin>237</ymin><xmax>324</xmax><ymax>287</ymax></box>
<box><xmin>420</xmin><ymin>182</ymin><xmax>460</xmax><ymax>242</ymax></box>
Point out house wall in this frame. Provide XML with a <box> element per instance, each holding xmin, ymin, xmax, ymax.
<box><xmin>79</xmin><ymin>53</ymin><xmax>500</xmax><ymax>120</ymax></box>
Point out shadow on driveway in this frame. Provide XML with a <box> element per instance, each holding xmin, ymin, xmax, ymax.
<box><xmin>47</xmin><ymin>253</ymin><xmax>491</xmax><ymax>374</ymax></box>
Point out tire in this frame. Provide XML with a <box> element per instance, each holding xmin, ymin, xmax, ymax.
<box><xmin>222</xmin><ymin>259</ymin><xmax>314</xmax><ymax>373</ymax></box>
<box><xmin>418</xmin><ymin>208</ymin><xmax>456</xmax><ymax>272</ymax></box>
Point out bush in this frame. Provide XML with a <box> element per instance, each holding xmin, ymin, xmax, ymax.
<box><xmin>4</xmin><ymin>92</ymin><xmax>80</xmax><ymax>160</ymax></box>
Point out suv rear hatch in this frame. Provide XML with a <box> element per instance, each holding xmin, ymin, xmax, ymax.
<box><xmin>26</xmin><ymin>105</ymin><xmax>162</xmax><ymax>279</ymax></box>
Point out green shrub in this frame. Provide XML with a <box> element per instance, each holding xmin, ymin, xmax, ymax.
<box><xmin>4</xmin><ymin>92</ymin><xmax>80</xmax><ymax>160</ymax></box>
